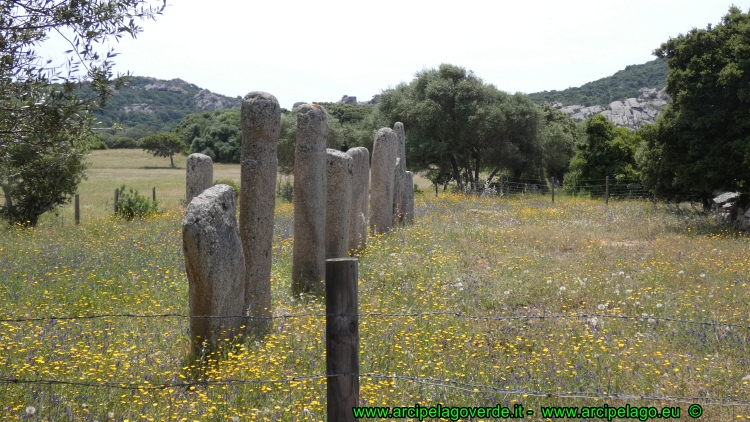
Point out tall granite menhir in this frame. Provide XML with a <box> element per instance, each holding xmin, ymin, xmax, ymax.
<box><xmin>392</xmin><ymin>122</ymin><xmax>407</xmax><ymax>224</ymax></box>
<box><xmin>186</xmin><ymin>153</ymin><xmax>213</xmax><ymax>205</ymax></box>
<box><xmin>183</xmin><ymin>185</ymin><xmax>244</xmax><ymax>352</ymax></box>
<box><xmin>346</xmin><ymin>147</ymin><xmax>369</xmax><ymax>252</ymax></box>
<box><xmin>369</xmin><ymin>127</ymin><xmax>397</xmax><ymax>234</ymax></box>
<box><xmin>293</xmin><ymin>104</ymin><xmax>328</xmax><ymax>295</ymax></box>
<box><xmin>404</xmin><ymin>171</ymin><xmax>415</xmax><ymax>224</ymax></box>
<box><xmin>239</xmin><ymin>91</ymin><xmax>280</xmax><ymax>335</ymax></box>
<box><xmin>325</xmin><ymin>149</ymin><xmax>353</xmax><ymax>259</ymax></box>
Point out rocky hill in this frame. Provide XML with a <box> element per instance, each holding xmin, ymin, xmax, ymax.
<box><xmin>529</xmin><ymin>59</ymin><xmax>669</xmax><ymax>130</ymax></box>
<box><xmin>92</xmin><ymin>76</ymin><xmax>241</xmax><ymax>132</ymax></box>
<box><xmin>95</xmin><ymin>59</ymin><xmax>670</xmax><ymax>141</ymax></box>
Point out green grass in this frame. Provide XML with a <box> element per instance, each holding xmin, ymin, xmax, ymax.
<box><xmin>1</xmin><ymin>152</ymin><xmax>749</xmax><ymax>420</ymax></box>
<box><xmin>42</xmin><ymin>149</ymin><xmax>241</xmax><ymax>226</ymax></box>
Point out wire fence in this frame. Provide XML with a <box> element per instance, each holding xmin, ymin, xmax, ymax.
<box><xmin>2</xmin><ymin>374</ymin><xmax>750</xmax><ymax>407</ymax></box>
<box><xmin>455</xmin><ymin>176</ymin><xmax>655</xmax><ymax>202</ymax></box>
<box><xmin>54</xmin><ymin>175</ymin><xmax>654</xmax><ymax>227</ymax></box>
<box><xmin>3</xmin><ymin>310</ymin><xmax>750</xmax><ymax>409</ymax></box>
<box><xmin>2</xmin><ymin>311</ymin><xmax>749</xmax><ymax>330</ymax></box>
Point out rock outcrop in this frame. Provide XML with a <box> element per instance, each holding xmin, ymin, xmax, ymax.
<box><xmin>123</xmin><ymin>103</ymin><xmax>157</xmax><ymax>114</ymax></box>
<box><xmin>713</xmin><ymin>191</ymin><xmax>750</xmax><ymax>232</ymax></box>
<box><xmin>143</xmin><ymin>82</ymin><xmax>188</xmax><ymax>94</ymax></box>
<box><xmin>192</xmin><ymin>89</ymin><xmax>242</xmax><ymax>111</ymax></box>
<box><xmin>551</xmin><ymin>88</ymin><xmax>669</xmax><ymax>130</ymax></box>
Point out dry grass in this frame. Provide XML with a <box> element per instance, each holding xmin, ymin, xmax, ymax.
<box><xmin>2</xmin><ymin>150</ymin><xmax>750</xmax><ymax>420</ymax></box>
<box><xmin>48</xmin><ymin>150</ymin><xmax>241</xmax><ymax>225</ymax></box>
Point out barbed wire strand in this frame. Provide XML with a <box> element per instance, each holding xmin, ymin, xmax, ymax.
<box><xmin>2</xmin><ymin>373</ymin><xmax>749</xmax><ymax>407</ymax></box>
<box><xmin>1</xmin><ymin>312</ymin><xmax>747</xmax><ymax>330</ymax></box>
<box><xmin>363</xmin><ymin>374</ymin><xmax>750</xmax><ymax>406</ymax></box>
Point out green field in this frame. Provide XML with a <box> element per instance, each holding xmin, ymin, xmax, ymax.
<box><xmin>45</xmin><ymin>150</ymin><xmax>241</xmax><ymax>225</ymax></box>
<box><xmin>1</xmin><ymin>151</ymin><xmax>749</xmax><ymax>420</ymax></box>
<box><xmin>48</xmin><ymin>149</ymin><xmax>434</xmax><ymax>227</ymax></box>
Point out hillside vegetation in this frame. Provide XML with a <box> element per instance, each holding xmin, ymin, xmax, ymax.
<box><xmin>85</xmin><ymin>76</ymin><xmax>240</xmax><ymax>144</ymax></box>
<box><xmin>528</xmin><ymin>59</ymin><xmax>668</xmax><ymax>107</ymax></box>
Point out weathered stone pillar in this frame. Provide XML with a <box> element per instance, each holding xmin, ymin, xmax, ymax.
<box><xmin>369</xmin><ymin>127</ymin><xmax>397</xmax><ymax>234</ymax></box>
<box><xmin>239</xmin><ymin>91</ymin><xmax>280</xmax><ymax>335</ymax></box>
<box><xmin>186</xmin><ymin>153</ymin><xmax>213</xmax><ymax>205</ymax></box>
<box><xmin>404</xmin><ymin>171</ymin><xmax>415</xmax><ymax>224</ymax></box>
<box><xmin>392</xmin><ymin>122</ymin><xmax>407</xmax><ymax>224</ymax></box>
<box><xmin>293</xmin><ymin>104</ymin><xmax>328</xmax><ymax>295</ymax></box>
<box><xmin>325</xmin><ymin>149</ymin><xmax>353</xmax><ymax>259</ymax></box>
<box><xmin>346</xmin><ymin>147</ymin><xmax>369</xmax><ymax>252</ymax></box>
<box><xmin>183</xmin><ymin>184</ymin><xmax>245</xmax><ymax>352</ymax></box>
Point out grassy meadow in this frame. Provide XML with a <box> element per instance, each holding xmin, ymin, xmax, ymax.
<box><xmin>1</xmin><ymin>150</ymin><xmax>749</xmax><ymax>420</ymax></box>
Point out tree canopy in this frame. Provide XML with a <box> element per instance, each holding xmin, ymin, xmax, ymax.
<box><xmin>174</xmin><ymin>109</ymin><xmax>241</xmax><ymax>163</ymax></box>
<box><xmin>638</xmin><ymin>6</ymin><xmax>750</xmax><ymax>203</ymax></box>
<box><xmin>139</xmin><ymin>132</ymin><xmax>186</xmax><ymax>168</ymax></box>
<box><xmin>379</xmin><ymin>63</ymin><xmax>571</xmax><ymax>191</ymax></box>
<box><xmin>564</xmin><ymin>114</ymin><xmax>640</xmax><ymax>194</ymax></box>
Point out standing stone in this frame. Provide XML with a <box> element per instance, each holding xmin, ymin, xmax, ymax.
<box><xmin>325</xmin><ymin>149</ymin><xmax>353</xmax><ymax>259</ymax></box>
<box><xmin>346</xmin><ymin>147</ymin><xmax>369</xmax><ymax>252</ymax></box>
<box><xmin>186</xmin><ymin>153</ymin><xmax>213</xmax><ymax>205</ymax></box>
<box><xmin>369</xmin><ymin>128</ymin><xmax>397</xmax><ymax>234</ymax></box>
<box><xmin>392</xmin><ymin>158</ymin><xmax>404</xmax><ymax>223</ymax></box>
<box><xmin>392</xmin><ymin>122</ymin><xmax>407</xmax><ymax>224</ymax></box>
<box><xmin>239</xmin><ymin>91</ymin><xmax>280</xmax><ymax>335</ymax></box>
<box><xmin>183</xmin><ymin>184</ymin><xmax>245</xmax><ymax>352</ymax></box>
<box><xmin>293</xmin><ymin>104</ymin><xmax>328</xmax><ymax>295</ymax></box>
<box><xmin>403</xmin><ymin>171</ymin><xmax>415</xmax><ymax>224</ymax></box>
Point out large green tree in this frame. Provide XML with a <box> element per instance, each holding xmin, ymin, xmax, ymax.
<box><xmin>638</xmin><ymin>6</ymin><xmax>750</xmax><ymax>204</ymax></box>
<box><xmin>181</xmin><ymin>109</ymin><xmax>242</xmax><ymax>163</ymax></box>
<box><xmin>0</xmin><ymin>0</ymin><xmax>163</xmax><ymax>225</ymax></box>
<box><xmin>537</xmin><ymin>104</ymin><xmax>579</xmax><ymax>183</ymax></box>
<box><xmin>139</xmin><ymin>132</ymin><xmax>186</xmax><ymax>168</ymax></box>
<box><xmin>564</xmin><ymin>114</ymin><xmax>640</xmax><ymax>194</ymax></box>
<box><xmin>1</xmin><ymin>130</ymin><xmax>89</xmax><ymax>226</ymax></box>
<box><xmin>379</xmin><ymin>64</ymin><xmax>543</xmax><ymax>191</ymax></box>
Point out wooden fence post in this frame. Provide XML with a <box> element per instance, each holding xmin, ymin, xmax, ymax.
<box><xmin>551</xmin><ymin>177</ymin><xmax>555</xmax><ymax>203</ymax></box>
<box><xmin>605</xmin><ymin>176</ymin><xmax>609</xmax><ymax>205</ymax></box>
<box><xmin>114</xmin><ymin>189</ymin><xmax>119</xmax><ymax>214</ymax></box>
<box><xmin>152</xmin><ymin>186</ymin><xmax>156</xmax><ymax>202</ymax></box>
<box><xmin>74</xmin><ymin>194</ymin><xmax>80</xmax><ymax>225</ymax></box>
<box><xmin>326</xmin><ymin>258</ymin><xmax>359</xmax><ymax>422</ymax></box>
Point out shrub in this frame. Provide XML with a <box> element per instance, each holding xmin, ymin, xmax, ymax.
<box><xmin>276</xmin><ymin>177</ymin><xmax>293</xmax><ymax>203</ymax></box>
<box><xmin>109</xmin><ymin>137</ymin><xmax>138</xmax><ymax>149</ymax></box>
<box><xmin>414</xmin><ymin>183</ymin><xmax>424</xmax><ymax>195</ymax></box>
<box><xmin>214</xmin><ymin>179</ymin><xmax>240</xmax><ymax>199</ymax></box>
<box><xmin>115</xmin><ymin>185</ymin><xmax>158</xmax><ymax>220</ymax></box>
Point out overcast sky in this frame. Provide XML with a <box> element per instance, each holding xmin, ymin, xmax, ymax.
<box><xmin>39</xmin><ymin>0</ymin><xmax>744</xmax><ymax>109</ymax></box>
